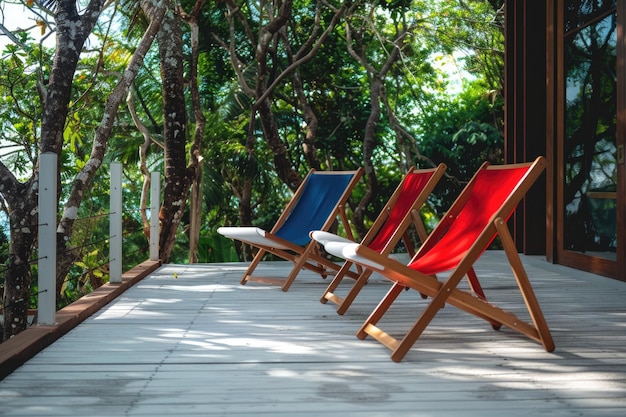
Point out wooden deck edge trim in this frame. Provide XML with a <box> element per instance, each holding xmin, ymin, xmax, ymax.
<box><xmin>0</xmin><ymin>259</ymin><xmax>161</xmax><ymax>380</ymax></box>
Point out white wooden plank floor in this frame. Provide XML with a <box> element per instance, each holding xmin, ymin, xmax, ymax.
<box><xmin>1</xmin><ymin>251</ymin><xmax>625</xmax><ymax>416</ymax></box>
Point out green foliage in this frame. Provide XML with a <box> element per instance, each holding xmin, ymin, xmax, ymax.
<box><xmin>0</xmin><ymin>39</ymin><xmax>51</xmax><ymax>177</ymax></box>
<box><xmin>201</xmin><ymin>113</ymin><xmax>290</xmax><ymax>231</ymax></box>
<box><xmin>414</xmin><ymin>79</ymin><xmax>504</xmax><ymax>213</ymax></box>
<box><xmin>0</xmin><ymin>0</ymin><xmax>507</xmax><ymax>271</ymax></box>
<box><xmin>186</xmin><ymin>0</ymin><xmax>508</xmax><ymax>258</ymax></box>
<box><xmin>197</xmin><ymin>234</ymin><xmax>239</xmax><ymax>263</ymax></box>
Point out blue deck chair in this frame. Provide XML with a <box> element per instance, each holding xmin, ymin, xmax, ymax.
<box><xmin>218</xmin><ymin>168</ymin><xmax>363</xmax><ymax>291</ymax></box>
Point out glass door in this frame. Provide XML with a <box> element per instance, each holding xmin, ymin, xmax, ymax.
<box><xmin>557</xmin><ymin>0</ymin><xmax>623</xmax><ymax>278</ymax></box>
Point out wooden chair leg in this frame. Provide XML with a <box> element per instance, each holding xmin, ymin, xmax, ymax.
<box><xmin>281</xmin><ymin>243</ymin><xmax>317</xmax><ymax>292</ymax></box>
<box><xmin>321</xmin><ymin>261</ymin><xmax>353</xmax><ymax>304</ymax></box>
<box><xmin>336</xmin><ymin>269</ymin><xmax>374</xmax><ymax>315</ymax></box>
<box><xmin>389</xmin><ymin>284</ymin><xmax>452</xmax><ymax>362</ymax></box>
<box><xmin>357</xmin><ymin>282</ymin><xmax>405</xmax><ymax>340</ymax></box>
<box><xmin>241</xmin><ymin>248</ymin><xmax>266</xmax><ymax>285</ymax></box>
<box><xmin>496</xmin><ymin>218</ymin><xmax>555</xmax><ymax>352</ymax></box>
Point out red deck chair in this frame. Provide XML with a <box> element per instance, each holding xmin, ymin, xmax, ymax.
<box><xmin>218</xmin><ymin>168</ymin><xmax>363</xmax><ymax>291</ymax></box>
<box><xmin>314</xmin><ymin>157</ymin><xmax>554</xmax><ymax>361</ymax></box>
<box><xmin>313</xmin><ymin>164</ymin><xmax>449</xmax><ymax>315</ymax></box>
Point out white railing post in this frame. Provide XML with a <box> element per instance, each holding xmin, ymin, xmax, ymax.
<box><xmin>150</xmin><ymin>172</ymin><xmax>160</xmax><ymax>261</ymax></box>
<box><xmin>109</xmin><ymin>162</ymin><xmax>122</xmax><ymax>283</ymax></box>
<box><xmin>38</xmin><ymin>152</ymin><xmax>57</xmax><ymax>325</ymax></box>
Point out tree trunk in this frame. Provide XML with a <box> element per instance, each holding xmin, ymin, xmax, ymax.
<box><xmin>56</xmin><ymin>1</ymin><xmax>169</xmax><ymax>286</ymax></box>
<box><xmin>188</xmin><ymin>174</ymin><xmax>202</xmax><ymax>263</ymax></box>
<box><xmin>157</xmin><ymin>8</ymin><xmax>191</xmax><ymax>264</ymax></box>
<box><xmin>352</xmin><ymin>75</ymin><xmax>383</xmax><ymax>238</ymax></box>
<box><xmin>1</xmin><ymin>179</ymin><xmax>37</xmax><ymax>341</ymax></box>
<box><xmin>46</xmin><ymin>2</ymin><xmax>104</xmax><ymax>293</ymax></box>
<box><xmin>181</xmin><ymin>2</ymin><xmax>207</xmax><ymax>264</ymax></box>
<box><xmin>292</xmin><ymin>70</ymin><xmax>321</xmax><ymax>170</ymax></box>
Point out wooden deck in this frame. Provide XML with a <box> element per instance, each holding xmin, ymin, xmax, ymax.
<box><xmin>0</xmin><ymin>251</ymin><xmax>625</xmax><ymax>416</ymax></box>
